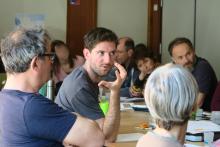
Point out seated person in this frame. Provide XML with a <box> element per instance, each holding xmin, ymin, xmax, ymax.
<box><xmin>0</xmin><ymin>27</ymin><xmax>104</xmax><ymax>147</ymax></box>
<box><xmin>211</xmin><ymin>81</ymin><xmax>220</xmax><ymax>111</ymax></box>
<box><xmin>129</xmin><ymin>44</ymin><xmax>159</xmax><ymax>97</ymax></box>
<box><xmin>55</xmin><ymin>27</ymin><xmax>127</xmax><ymax>144</ymax></box>
<box><xmin>168</xmin><ymin>37</ymin><xmax>217</xmax><ymax>111</ymax></box>
<box><xmin>51</xmin><ymin>40</ymin><xmax>85</xmax><ymax>94</ymax></box>
<box><xmin>137</xmin><ymin>63</ymin><xmax>198</xmax><ymax>147</ymax></box>
<box><xmin>105</xmin><ymin>37</ymin><xmax>139</xmax><ymax>97</ymax></box>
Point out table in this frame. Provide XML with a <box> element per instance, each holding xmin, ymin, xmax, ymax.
<box><xmin>108</xmin><ymin>108</ymin><xmax>205</xmax><ymax>147</ymax></box>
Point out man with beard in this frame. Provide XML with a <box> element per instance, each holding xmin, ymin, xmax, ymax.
<box><xmin>168</xmin><ymin>37</ymin><xmax>217</xmax><ymax>111</ymax></box>
<box><xmin>55</xmin><ymin>27</ymin><xmax>127</xmax><ymax>144</ymax></box>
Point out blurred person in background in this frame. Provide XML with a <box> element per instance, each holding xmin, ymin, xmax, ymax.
<box><xmin>129</xmin><ymin>44</ymin><xmax>159</xmax><ymax>97</ymax></box>
<box><xmin>51</xmin><ymin>40</ymin><xmax>85</xmax><ymax>95</ymax></box>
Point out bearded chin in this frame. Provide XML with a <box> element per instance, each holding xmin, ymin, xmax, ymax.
<box><xmin>185</xmin><ymin>65</ymin><xmax>194</xmax><ymax>72</ymax></box>
<box><xmin>92</xmin><ymin>68</ymin><xmax>106</xmax><ymax>77</ymax></box>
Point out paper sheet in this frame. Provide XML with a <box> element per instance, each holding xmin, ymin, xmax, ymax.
<box><xmin>116</xmin><ymin>133</ymin><xmax>144</xmax><ymax>142</ymax></box>
<box><xmin>120</xmin><ymin>97</ymin><xmax>144</xmax><ymax>102</ymax></box>
<box><xmin>184</xmin><ymin>144</ymin><xmax>201</xmax><ymax>147</ymax></box>
<box><xmin>120</xmin><ymin>103</ymin><xmax>134</xmax><ymax>111</ymax></box>
<box><xmin>187</xmin><ymin>120</ymin><xmax>220</xmax><ymax>134</ymax></box>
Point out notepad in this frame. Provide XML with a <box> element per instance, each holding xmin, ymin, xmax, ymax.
<box><xmin>116</xmin><ymin>133</ymin><xmax>144</xmax><ymax>142</ymax></box>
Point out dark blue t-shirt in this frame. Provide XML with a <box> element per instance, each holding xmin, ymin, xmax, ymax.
<box><xmin>0</xmin><ymin>89</ymin><xmax>76</xmax><ymax>147</ymax></box>
<box><xmin>192</xmin><ymin>57</ymin><xmax>217</xmax><ymax>111</ymax></box>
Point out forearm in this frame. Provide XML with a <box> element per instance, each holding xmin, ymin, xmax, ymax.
<box><xmin>197</xmin><ymin>92</ymin><xmax>205</xmax><ymax>108</ymax></box>
<box><xmin>103</xmin><ymin>90</ymin><xmax>120</xmax><ymax>143</ymax></box>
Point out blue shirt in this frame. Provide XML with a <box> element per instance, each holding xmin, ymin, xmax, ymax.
<box><xmin>0</xmin><ymin>89</ymin><xmax>76</xmax><ymax>147</ymax></box>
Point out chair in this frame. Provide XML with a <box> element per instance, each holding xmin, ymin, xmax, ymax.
<box><xmin>211</xmin><ymin>81</ymin><xmax>220</xmax><ymax>111</ymax></box>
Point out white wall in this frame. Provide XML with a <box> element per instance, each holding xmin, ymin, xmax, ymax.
<box><xmin>0</xmin><ymin>0</ymin><xmax>147</xmax><ymax>45</ymax></box>
<box><xmin>161</xmin><ymin>0</ymin><xmax>195</xmax><ymax>64</ymax></box>
<box><xmin>162</xmin><ymin>0</ymin><xmax>220</xmax><ymax>80</ymax></box>
<box><xmin>196</xmin><ymin>0</ymin><xmax>220</xmax><ymax>79</ymax></box>
<box><xmin>97</xmin><ymin>0</ymin><xmax>148</xmax><ymax>45</ymax></box>
<box><xmin>0</xmin><ymin>0</ymin><xmax>67</xmax><ymax>41</ymax></box>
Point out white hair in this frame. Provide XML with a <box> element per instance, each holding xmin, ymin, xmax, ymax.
<box><xmin>144</xmin><ymin>63</ymin><xmax>198</xmax><ymax>124</ymax></box>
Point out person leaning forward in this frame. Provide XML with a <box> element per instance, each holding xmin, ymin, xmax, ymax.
<box><xmin>0</xmin><ymin>27</ymin><xmax>104</xmax><ymax>147</ymax></box>
<box><xmin>55</xmin><ymin>27</ymin><xmax>127</xmax><ymax>144</ymax></box>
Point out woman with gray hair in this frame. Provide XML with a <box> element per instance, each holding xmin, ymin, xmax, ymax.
<box><xmin>137</xmin><ymin>63</ymin><xmax>198</xmax><ymax>147</ymax></box>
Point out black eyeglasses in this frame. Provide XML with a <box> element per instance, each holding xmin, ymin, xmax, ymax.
<box><xmin>38</xmin><ymin>53</ymin><xmax>56</xmax><ymax>62</ymax></box>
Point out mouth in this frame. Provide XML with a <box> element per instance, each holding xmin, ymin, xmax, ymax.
<box><xmin>101</xmin><ymin>65</ymin><xmax>112</xmax><ymax>71</ymax></box>
<box><xmin>184</xmin><ymin>63</ymin><xmax>193</xmax><ymax>68</ymax></box>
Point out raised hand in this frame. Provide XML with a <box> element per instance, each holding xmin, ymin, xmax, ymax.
<box><xmin>98</xmin><ymin>62</ymin><xmax>127</xmax><ymax>91</ymax></box>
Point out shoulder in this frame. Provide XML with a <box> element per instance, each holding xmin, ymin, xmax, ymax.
<box><xmin>194</xmin><ymin>57</ymin><xmax>214</xmax><ymax>71</ymax></box>
<box><xmin>64</xmin><ymin>67</ymin><xmax>91</xmax><ymax>88</ymax></box>
<box><xmin>193</xmin><ymin>57</ymin><xmax>216</xmax><ymax>77</ymax></box>
<box><xmin>24</xmin><ymin>94</ymin><xmax>76</xmax><ymax>121</ymax></box>
<box><xmin>136</xmin><ymin>133</ymin><xmax>152</xmax><ymax>147</ymax></box>
<box><xmin>58</xmin><ymin>67</ymin><xmax>97</xmax><ymax>100</ymax></box>
<box><xmin>24</xmin><ymin>94</ymin><xmax>57</xmax><ymax>112</ymax></box>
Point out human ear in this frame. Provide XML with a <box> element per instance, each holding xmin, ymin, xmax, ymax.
<box><xmin>30</xmin><ymin>56</ymin><xmax>40</xmax><ymax>71</ymax></box>
<box><xmin>83</xmin><ymin>48</ymin><xmax>90</xmax><ymax>60</ymax></box>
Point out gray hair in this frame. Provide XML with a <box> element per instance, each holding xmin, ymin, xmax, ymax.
<box><xmin>1</xmin><ymin>27</ymin><xmax>49</xmax><ymax>73</ymax></box>
<box><xmin>144</xmin><ymin>63</ymin><xmax>198</xmax><ymax>130</ymax></box>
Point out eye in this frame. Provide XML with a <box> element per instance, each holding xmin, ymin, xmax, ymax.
<box><xmin>109</xmin><ymin>51</ymin><xmax>115</xmax><ymax>56</ymax></box>
<box><xmin>97</xmin><ymin>51</ymin><xmax>105</xmax><ymax>56</ymax></box>
<box><xmin>186</xmin><ymin>51</ymin><xmax>192</xmax><ymax>56</ymax></box>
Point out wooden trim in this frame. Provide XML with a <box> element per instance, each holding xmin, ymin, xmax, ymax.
<box><xmin>148</xmin><ymin>0</ymin><xmax>162</xmax><ymax>62</ymax></box>
<box><xmin>66</xmin><ymin>0</ymin><xmax>97</xmax><ymax>56</ymax></box>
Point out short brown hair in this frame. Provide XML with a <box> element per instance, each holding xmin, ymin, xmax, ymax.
<box><xmin>168</xmin><ymin>37</ymin><xmax>194</xmax><ymax>56</ymax></box>
<box><xmin>83</xmin><ymin>27</ymin><xmax>118</xmax><ymax>51</ymax></box>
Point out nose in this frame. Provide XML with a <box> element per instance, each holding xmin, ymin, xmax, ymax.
<box><xmin>103</xmin><ymin>53</ymin><xmax>112</xmax><ymax>63</ymax></box>
<box><xmin>182</xmin><ymin>56</ymin><xmax>190</xmax><ymax>64</ymax></box>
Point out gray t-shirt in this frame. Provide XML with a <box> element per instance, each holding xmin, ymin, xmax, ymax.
<box><xmin>55</xmin><ymin>66</ymin><xmax>104</xmax><ymax>120</ymax></box>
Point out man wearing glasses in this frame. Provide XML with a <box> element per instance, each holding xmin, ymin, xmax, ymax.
<box><xmin>0</xmin><ymin>27</ymin><xmax>104</xmax><ymax>147</ymax></box>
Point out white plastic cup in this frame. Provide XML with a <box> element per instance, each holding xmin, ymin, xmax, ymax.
<box><xmin>203</xmin><ymin>132</ymin><xmax>214</xmax><ymax>145</ymax></box>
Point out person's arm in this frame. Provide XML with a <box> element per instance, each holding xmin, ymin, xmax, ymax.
<box><xmin>197</xmin><ymin>92</ymin><xmax>205</xmax><ymax>108</ymax></box>
<box><xmin>63</xmin><ymin>115</ymin><xmax>105</xmax><ymax>147</ymax></box>
<box><xmin>97</xmin><ymin>62</ymin><xmax>127</xmax><ymax>143</ymax></box>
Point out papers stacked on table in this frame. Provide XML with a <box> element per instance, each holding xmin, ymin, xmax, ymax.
<box><xmin>120</xmin><ymin>97</ymin><xmax>144</xmax><ymax>102</ymax></box>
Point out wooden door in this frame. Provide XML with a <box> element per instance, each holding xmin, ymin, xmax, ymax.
<box><xmin>148</xmin><ymin>0</ymin><xmax>162</xmax><ymax>62</ymax></box>
<box><xmin>66</xmin><ymin>0</ymin><xmax>97</xmax><ymax>56</ymax></box>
